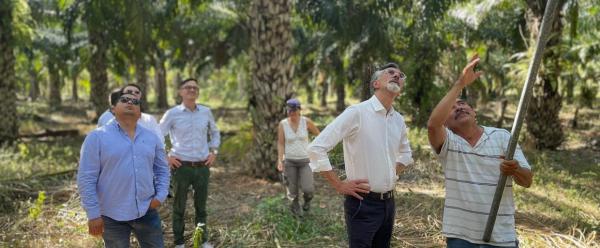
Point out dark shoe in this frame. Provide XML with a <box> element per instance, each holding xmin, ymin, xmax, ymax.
<box><xmin>302</xmin><ymin>202</ymin><xmax>310</xmax><ymax>212</ymax></box>
<box><xmin>303</xmin><ymin>193</ymin><xmax>313</xmax><ymax>212</ymax></box>
<box><xmin>290</xmin><ymin>199</ymin><xmax>302</xmax><ymax>216</ymax></box>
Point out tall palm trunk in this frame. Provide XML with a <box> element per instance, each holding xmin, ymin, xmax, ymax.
<box><xmin>48</xmin><ymin>60</ymin><xmax>62</xmax><ymax>107</ymax></box>
<box><xmin>72</xmin><ymin>73</ymin><xmax>79</xmax><ymax>101</ymax></box>
<box><xmin>135</xmin><ymin>62</ymin><xmax>149</xmax><ymax>111</ymax></box>
<box><xmin>154</xmin><ymin>50</ymin><xmax>168</xmax><ymax>110</ymax></box>
<box><xmin>249</xmin><ymin>0</ymin><xmax>294</xmax><ymax>180</ymax></box>
<box><xmin>0</xmin><ymin>1</ymin><xmax>18</xmax><ymax>144</ymax></box>
<box><xmin>525</xmin><ymin>0</ymin><xmax>566</xmax><ymax>149</ymax></box>
<box><xmin>87</xmin><ymin>18</ymin><xmax>109</xmax><ymax>122</ymax></box>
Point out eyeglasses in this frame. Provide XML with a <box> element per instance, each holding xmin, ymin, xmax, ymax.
<box><xmin>119</xmin><ymin>96</ymin><xmax>141</xmax><ymax>106</ymax></box>
<box><xmin>182</xmin><ymin>85</ymin><xmax>199</xmax><ymax>91</ymax></box>
<box><xmin>125</xmin><ymin>89</ymin><xmax>141</xmax><ymax>95</ymax></box>
<box><xmin>386</xmin><ymin>68</ymin><xmax>407</xmax><ymax>81</ymax></box>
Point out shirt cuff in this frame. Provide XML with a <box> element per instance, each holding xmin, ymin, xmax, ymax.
<box><xmin>309</xmin><ymin>158</ymin><xmax>333</xmax><ymax>172</ymax></box>
<box><xmin>395</xmin><ymin>155</ymin><xmax>414</xmax><ymax>166</ymax></box>
<box><xmin>86</xmin><ymin>208</ymin><xmax>101</xmax><ymax>220</ymax></box>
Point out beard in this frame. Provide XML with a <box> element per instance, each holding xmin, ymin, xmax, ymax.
<box><xmin>386</xmin><ymin>83</ymin><xmax>402</xmax><ymax>94</ymax></box>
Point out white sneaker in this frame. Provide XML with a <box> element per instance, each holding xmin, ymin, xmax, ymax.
<box><xmin>202</xmin><ymin>242</ymin><xmax>214</xmax><ymax>248</ymax></box>
<box><xmin>174</xmin><ymin>245</ymin><xmax>185</xmax><ymax>248</ymax></box>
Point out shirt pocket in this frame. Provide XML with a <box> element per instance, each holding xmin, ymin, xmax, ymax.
<box><xmin>136</xmin><ymin>139</ymin><xmax>156</xmax><ymax>168</ymax></box>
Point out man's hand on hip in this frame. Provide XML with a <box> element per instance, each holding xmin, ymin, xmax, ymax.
<box><xmin>168</xmin><ymin>156</ymin><xmax>182</xmax><ymax>169</ymax></box>
<box><xmin>88</xmin><ymin>217</ymin><xmax>104</xmax><ymax>236</ymax></box>
<box><xmin>205</xmin><ymin>153</ymin><xmax>217</xmax><ymax>167</ymax></box>
<box><xmin>149</xmin><ymin>198</ymin><xmax>161</xmax><ymax>209</ymax></box>
<box><xmin>334</xmin><ymin>179</ymin><xmax>370</xmax><ymax>200</ymax></box>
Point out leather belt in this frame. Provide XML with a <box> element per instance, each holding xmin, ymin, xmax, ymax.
<box><xmin>358</xmin><ymin>190</ymin><xmax>394</xmax><ymax>201</ymax></box>
<box><xmin>180</xmin><ymin>160</ymin><xmax>207</xmax><ymax>167</ymax></box>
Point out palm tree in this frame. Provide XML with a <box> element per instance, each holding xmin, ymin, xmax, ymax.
<box><xmin>0</xmin><ymin>0</ymin><xmax>18</xmax><ymax>145</ymax></box>
<box><xmin>524</xmin><ymin>0</ymin><xmax>567</xmax><ymax>149</ymax></box>
<box><xmin>83</xmin><ymin>0</ymin><xmax>112</xmax><ymax>121</ymax></box>
<box><xmin>248</xmin><ymin>0</ymin><xmax>294</xmax><ymax>180</ymax></box>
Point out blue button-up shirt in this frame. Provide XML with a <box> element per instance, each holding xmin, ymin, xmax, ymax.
<box><xmin>159</xmin><ymin>104</ymin><xmax>221</xmax><ymax>161</ymax></box>
<box><xmin>77</xmin><ymin>120</ymin><xmax>170</xmax><ymax>221</ymax></box>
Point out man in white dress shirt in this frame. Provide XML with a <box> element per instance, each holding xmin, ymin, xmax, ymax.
<box><xmin>160</xmin><ymin>78</ymin><xmax>220</xmax><ymax>248</ymax></box>
<box><xmin>307</xmin><ymin>63</ymin><xmax>413</xmax><ymax>248</ymax></box>
<box><xmin>97</xmin><ymin>84</ymin><xmax>164</xmax><ymax>146</ymax></box>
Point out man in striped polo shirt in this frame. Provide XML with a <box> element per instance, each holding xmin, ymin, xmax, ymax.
<box><xmin>427</xmin><ymin>54</ymin><xmax>533</xmax><ymax>248</ymax></box>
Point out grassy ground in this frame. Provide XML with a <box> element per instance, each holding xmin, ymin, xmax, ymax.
<box><xmin>0</xmin><ymin>101</ymin><xmax>598</xmax><ymax>247</ymax></box>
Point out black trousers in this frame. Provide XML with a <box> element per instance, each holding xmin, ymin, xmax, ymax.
<box><xmin>344</xmin><ymin>195</ymin><xmax>395</xmax><ymax>248</ymax></box>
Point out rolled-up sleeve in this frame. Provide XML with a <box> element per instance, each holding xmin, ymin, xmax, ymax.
<box><xmin>395</xmin><ymin>119</ymin><xmax>414</xmax><ymax>166</ymax></box>
<box><xmin>307</xmin><ymin>107</ymin><xmax>359</xmax><ymax>172</ymax></box>
<box><xmin>153</xmin><ymin>143</ymin><xmax>170</xmax><ymax>203</ymax></box>
<box><xmin>77</xmin><ymin>132</ymin><xmax>102</xmax><ymax>220</ymax></box>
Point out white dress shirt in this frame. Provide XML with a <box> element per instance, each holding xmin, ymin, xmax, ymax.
<box><xmin>97</xmin><ymin>110</ymin><xmax>164</xmax><ymax>146</ymax></box>
<box><xmin>159</xmin><ymin>104</ymin><xmax>221</xmax><ymax>162</ymax></box>
<box><xmin>307</xmin><ymin>95</ymin><xmax>414</xmax><ymax>193</ymax></box>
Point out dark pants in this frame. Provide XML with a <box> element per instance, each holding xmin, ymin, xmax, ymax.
<box><xmin>102</xmin><ymin>208</ymin><xmax>164</xmax><ymax>248</ymax></box>
<box><xmin>344</xmin><ymin>195</ymin><xmax>395</xmax><ymax>248</ymax></box>
<box><xmin>172</xmin><ymin>165</ymin><xmax>210</xmax><ymax>245</ymax></box>
<box><xmin>446</xmin><ymin>238</ymin><xmax>519</xmax><ymax>248</ymax></box>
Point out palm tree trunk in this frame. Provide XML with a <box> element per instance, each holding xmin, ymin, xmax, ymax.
<box><xmin>135</xmin><ymin>62</ymin><xmax>149</xmax><ymax>110</ymax></box>
<box><xmin>48</xmin><ymin>60</ymin><xmax>62</xmax><ymax>107</ymax></box>
<box><xmin>154</xmin><ymin>52</ymin><xmax>168</xmax><ymax>110</ymax></box>
<box><xmin>0</xmin><ymin>1</ymin><xmax>18</xmax><ymax>144</ymax></box>
<box><xmin>71</xmin><ymin>73</ymin><xmax>78</xmax><ymax>101</ymax></box>
<box><xmin>87</xmin><ymin>17</ymin><xmax>109</xmax><ymax>122</ymax></box>
<box><xmin>320</xmin><ymin>78</ymin><xmax>328</xmax><ymax>107</ymax></box>
<box><xmin>249</xmin><ymin>0</ymin><xmax>294</xmax><ymax>180</ymax></box>
<box><xmin>525</xmin><ymin>0</ymin><xmax>566</xmax><ymax>149</ymax></box>
<box><xmin>335</xmin><ymin>80</ymin><xmax>345</xmax><ymax>113</ymax></box>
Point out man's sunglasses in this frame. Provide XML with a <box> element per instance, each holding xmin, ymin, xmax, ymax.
<box><xmin>119</xmin><ymin>96</ymin><xmax>142</xmax><ymax>106</ymax></box>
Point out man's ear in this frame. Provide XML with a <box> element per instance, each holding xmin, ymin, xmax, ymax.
<box><xmin>372</xmin><ymin>80</ymin><xmax>380</xmax><ymax>90</ymax></box>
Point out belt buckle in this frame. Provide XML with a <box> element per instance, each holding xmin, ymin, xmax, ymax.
<box><xmin>380</xmin><ymin>192</ymin><xmax>384</xmax><ymax>200</ymax></box>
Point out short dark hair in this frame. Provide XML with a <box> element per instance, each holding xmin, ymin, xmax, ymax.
<box><xmin>120</xmin><ymin>83</ymin><xmax>143</xmax><ymax>94</ymax></box>
<box><xmin>109</xmin><ymin>88</ymin><xmax>122</xmax><ymax>106</ymax></box>
<box><xmin>179</xmin><ymin>78</ymin><xmax>198</xmax><ymax>88</ymax></box>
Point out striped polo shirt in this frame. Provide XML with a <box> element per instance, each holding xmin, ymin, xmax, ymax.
<box><xmin>436</xmin><ymin>126</ymin><xmax>530</xmax><ymax>247</ymax></box>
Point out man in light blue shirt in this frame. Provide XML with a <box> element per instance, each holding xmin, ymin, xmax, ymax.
<box><xmin>160</xmin><ymin>78</ymin><xmax>220</xmax><ymax>248</ymax></box>
<box><xmin>78</xmin><ymin>91</ymin><xmax>170</xmax><ymax>247</ymax></box>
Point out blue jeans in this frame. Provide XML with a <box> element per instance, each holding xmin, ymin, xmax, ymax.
<box><xmin>102</xmin><ymin>208</ymin><xmax>164</xmax><ymax>248</ymax></box>
<box><xmin>344</xmin><ymin>195</ymin><xmax>395</xmax><ymax>248</ymax></box>
<box><xmin>447</xmin><ymin>238</ymin><xmax>519</xmax><ymax>248</ymax></box>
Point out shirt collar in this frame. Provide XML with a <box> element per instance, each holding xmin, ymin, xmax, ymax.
<box><xmin>178</xmin><ymin>103</ymin><xmax>198</xmax><ymax>112</ymax></box>
<box><xmin>111</xmin><ymin>118</ymin><xmax>142</xmax><ymax>139</ymax></box>
<box><xmin>368</xmin><ymin>95</ymin><xmax>394</xmax><ymax>114</ymax></box>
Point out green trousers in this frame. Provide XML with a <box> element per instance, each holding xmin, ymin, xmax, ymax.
<box><xmin>172</xmin><ymin>165</ymin><xmax>210</xmax><ymax>245</ymax></box>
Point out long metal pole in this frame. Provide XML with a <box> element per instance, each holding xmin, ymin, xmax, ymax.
<box><xmin>482</xmin><ymin>0</ymin><xmax>560</xmax><ymax>242</ymax></box>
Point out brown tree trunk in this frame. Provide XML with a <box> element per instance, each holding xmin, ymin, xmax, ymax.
<box><xmin>87</xmin><ymin>18</ymin><xmax>109</xmax><ymax>122</ymax></box>
<box><xmin>0</xmin><ymin>1</ymin><xmax>18</xmax><ymax>144</ymax></box>
<box><xmin>71</xmin><ymin>74</ymin><xmax>78</xmax><ymax>101</ymax></box>
<box><xmin>48</xmin><ymin>60</ymin><xmax>62</xmax><ymax>107</ymax></box>
<box><xmin>249</xmin><ymin>0</ymin><xmax>294</xmax><ymax>180</ymax></box>
<box><xmin>335</xmin><ymin>80</ymin><xmax>345</xmax><ymax>113</ymax></box>
<box><xmin>496</xmin><ymin>99</ymin><xmax>508</xmax><ymax>128</ymax></box>
<box><xmin>135</xmin><ymin>62</ymin><xmax>149</xmax><ymax>110</ymax></box>
<box><xmin>320</xmin><ymin>78</ymin><xmax>328</xmax><ymax>108</ymax></box>
<box><xmin>525</xmin><ymin>0</ymin><xmax>566</xmax><ymax>149</ymax></box>
<box><xmin>154</xmin><ymin>52</ymin><xmax>168</xmax><ymax>110</ymax></box>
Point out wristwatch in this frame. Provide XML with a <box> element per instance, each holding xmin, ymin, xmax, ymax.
<box><xmin>211</xmin><ymin>149</ymin><xmax>219</xmax><ymax>155</ymax></box>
